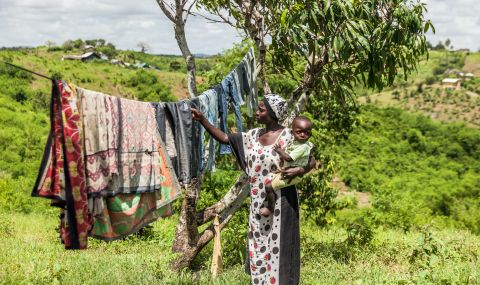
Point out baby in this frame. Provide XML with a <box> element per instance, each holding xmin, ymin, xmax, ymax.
<box><xmin>260</xmin><ymin>116</ymin><xmax>314</xmax><ymax>217</ymax></box>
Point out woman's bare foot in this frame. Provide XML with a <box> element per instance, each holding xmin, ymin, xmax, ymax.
<box><xmin>259</xmin><ymin>207</ymin><xmax>272</xmax><ymax>217</ymax></box>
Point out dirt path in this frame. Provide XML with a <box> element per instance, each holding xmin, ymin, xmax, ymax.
<box><xmin>332</xmin><ymin>175</ymin><xmax>371</xmax><ymax>208</ymax></box>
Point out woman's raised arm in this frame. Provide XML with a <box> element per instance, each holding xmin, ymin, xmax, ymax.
<box><xmin>191</xmin><ymin>108</ymin><xmax>229</xmax><ymax>144</ymax></box>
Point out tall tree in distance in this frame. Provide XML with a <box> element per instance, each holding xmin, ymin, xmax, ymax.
<box><xmin>137</xmin><ymin>42</ymin><xmax>151</xmax><ymax>53</ymax></box>
<box><xmin>156</xmin><ymin>0</ymin><xmax>434</xmax><ymax>269</ymax></box>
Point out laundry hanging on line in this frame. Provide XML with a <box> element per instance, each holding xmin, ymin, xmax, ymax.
<box><xmin>30</xmin><ymin>48</ymin><xmax>259</xmax><ymax>249</ymax></box>
<box><xmin>32</xmin><ymin>81</ymin><xmax>182</xmax><ymax>249</ymax></box>
<box><xmin>219</xmin><ymin>47</ymin><xmax>258</xmax><ymax>154</ymax></box>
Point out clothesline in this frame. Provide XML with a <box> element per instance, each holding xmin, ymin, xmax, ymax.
<box><xmin>0</xmin><ymin>60</ymin><xmax>54</xmax><ymax>80</ymax></box>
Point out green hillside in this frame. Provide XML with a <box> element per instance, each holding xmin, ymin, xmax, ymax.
<box><xmin>359</xmin><ymin>50</ymin><xmax>480</xmax><ymax>127</ymax></box>
<box><xmin>327</xmin><ymin>105</ymin><xmax>480</xmax><ymax>233</ymax></box>
<box><xmin>0</xmin><ymin>45</ymin><xmax>479</xmax><ymax>283</ymax></box>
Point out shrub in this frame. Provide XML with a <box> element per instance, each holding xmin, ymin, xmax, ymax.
<box><xmin>13</xmin><ymin>88</ymin><xmax>28</xmax><ymax>103</ymax></box>
<box><xmin>345</xmin><ymin>218</ymin><xmax>374</xmax><ymax>247</ymax></box>
<box><xmin>169</xmin><ymin>61</ymin><xmax>181</xmax><ymax>71</ymax></box>
<box><xmin>298</xmin><ymin>160</ymin><xmax>348</xmax><ymax>226</ymax></box>
<box><xmin>432</xmin><ymin>66</ymin><xmax>445</xmax><ymax>75</ymax></box>
<box><xmin>425</xmin><ymin>76</ymin><xmax>436</xmax><ymax>85</ymax></box>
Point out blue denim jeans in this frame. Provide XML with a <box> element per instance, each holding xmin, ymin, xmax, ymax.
<box><xmin>198</xmin><ymin>90</ymin><xmax>218</xmax><ymax>171</ymax></box>
<box><xmin>214</xmin><ymin>84</ymin><xmax>231</xmax><ymax>155</ymax></box>
<box><xmin>221</xmin><ymin>73</ymin><xmax>244</xmax><ymax>132</ymax></box>
<box><xmin>220</xmin><ymin>74</ymin><xmax>244</xmax><ymax>155</ymax></box>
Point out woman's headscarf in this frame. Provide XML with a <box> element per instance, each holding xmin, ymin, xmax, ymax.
<box><xmin>263</xmin><ymin>93</ymin><xmax>288</xmax><ymax>121</ymax></box>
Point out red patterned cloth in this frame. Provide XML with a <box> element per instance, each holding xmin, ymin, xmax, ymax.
<box><xmin>33</xmin><ymin>81</ymin><xmax>91</xmax><ymax>249</ymax></box>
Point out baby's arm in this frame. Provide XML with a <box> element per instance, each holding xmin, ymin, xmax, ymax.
<box><xmin>273</xmin><ymin>144</ymin><xmax>293</xmax><ymax>162</ymax></box>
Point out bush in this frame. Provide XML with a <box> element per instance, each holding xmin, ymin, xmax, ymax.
<box><xmin>432</xmin><ymin>66</ymin><xmax>445</xmax><ymax>75</ymax></box>
<box><xmin>425</xmin><ymin>76</ymin><xmax>436</xmax><ymax>85</ymax></box>
<box><xmin>196</xmin><ymin>170</ymin><xmax>249</xmax><ymax>267</ymax></box>
<box><xmin>125</xmin><ymin>70</ymin><xmax>176</xmax><ymax>102</ymax></box>
<box><xmin>13</xmin><ymin>88</ymin><xmax>28</xmax><ymax>103</ymax></box>
<box><xmin>169</xmin><ymin>61</ymin><xmax>181</xmax><ymax>71</ymax></box>
<box><xmin>346</xmin><ymin>218</ymin><xmax>374</xmax><ymax>247</ymax></box>
<box><xmin>298</xmin><ymin>161</ymin><xmax>348</xmax><ymax>226</ymax></box>
<box><xmin>0</xmin><ymin>178</ymin><xmax>51</xmax><ymax>214</ymax></box>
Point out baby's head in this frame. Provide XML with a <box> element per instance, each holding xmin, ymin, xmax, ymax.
<box><xmin>292</xmin><ymin>116</ymin><xmax>312</xmax><ymax>143</ymax></box>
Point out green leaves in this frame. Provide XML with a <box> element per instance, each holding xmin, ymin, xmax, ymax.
<box><xmin>424</xmin><ymin>19</ymin><xmax>434</xmax><ymax>33</ymax></box>
<box><xmin>280</xmin><ymin>9</ymin><xmax>288</xmax><ymax>28</ymax></box>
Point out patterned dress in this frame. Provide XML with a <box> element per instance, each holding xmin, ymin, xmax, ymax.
<box><xmin>229</xmin><ymin>128</ymin><xmax>301</xmax><ymax>285</ymax></box>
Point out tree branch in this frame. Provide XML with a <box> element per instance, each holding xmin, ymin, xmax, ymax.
<box><xmin>196</xmin><ymin>174</ymin><xmax>249</xmax><ymax>225</ymax></box>
<box><xmin>156</xmin><ymin>0</ymin><xmax>175</xmax><ymax>22</ymax></box>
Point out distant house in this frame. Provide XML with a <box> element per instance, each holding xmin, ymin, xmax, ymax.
<box><xmin>441</xmin><ymin>78</ymin><xmax>461</xmax><ymax>90</ymax></box>
<box><xmin>463</xmin><ymin>73</ymin><xmax>475</xmax><ymax>81</ymax></box>
<box><xmin>62</xmin><ymin>52</ymin><xmax>101</xmax><ymax>62</ymax></box>
<box><xmin>134</xmin><ymin>62</ymin><xmax>150</xmax><ymax>69</ymax></box>
<box><xmin>99</xmin><ymin>52</ymin><xmax>109</xmax><ymax>61</ymax></box>
<box><xmin>83</xmin><ymin>45</ymin><xmax>95</xmax><ymax>52</ymax></box>
<box><xmin>110</xmin><ymin>59</ymin><xmax>129</xmax><ymax>67</ymax></box>
<box><xmin>444</xmin><ymin>69</ymin><xmax>461</xmax><ymax>75</ymax></box>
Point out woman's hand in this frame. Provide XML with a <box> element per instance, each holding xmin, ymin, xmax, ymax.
<box><xmin>190</xmin><ymin>108</ymin><xmax>205</xmax><ymax>121</ymax></box>
<box><xmin>280</xmin><ymin>167</ymin><xmax>304</xmax><ymax>179</ymax></box>
<box><xmin>190</xmin><ymin>107</ymin><xmax>229</xmax><ymax>144</ymax></box>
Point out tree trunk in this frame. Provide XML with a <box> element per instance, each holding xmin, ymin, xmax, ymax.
<box><xmin>171</xmin><ymin>174</ymin><xmax>250</xmax><ymax>269</ymax></box>
<box><xmin>174</xmin><ymin>24</ymin><xmax>197</xmax><ymax>98</ymax></box>
<box><xmin>171</xmin><ymin>179</ymin><xmax>200</xmax><ymax>253</ymax></box>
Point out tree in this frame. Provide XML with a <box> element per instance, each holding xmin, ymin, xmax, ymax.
<box><xmin>445</xmin><ymin>38</ymin><xmax>451</xmax><ymax>50</ymax></box>
<box><xmin>85</xmin><ymin>39</ymin><xmax>97</xmax><ymax>47</ymax></box>
<box><xmin>97</xmin><ymin>42</ymin><xmax>117</xmax><ymax>58</ymax></box>
<box><xmin>97</xmin><ymin>38</ymin><xmax>106</xmax><ymax>47</ymax></box>
<box><xmin>137</xmin><ymin>42</ymin><xmax>151</xmax><ymax>53</ymax></box>
<box><xmin>156</xmin><ymin>0</ymin><xmax>433</xmax><ymax>269</ymax></box>
<box><xmin>45</xmin><ymin>40</ymin><xmax>56</xmax><ymax>49</ymax></box>
<box><xmin>434</xmin><ymin>41</ymin><xmax>445</xmax><ymax>50</ymax></box>
<box><xmin>62</xmin><ymin>40</ymin><xmax>74</xmax><ymax>51</ymax></box>
<box><xmin>72</xmin><ymin>39</ymin><xmax>84</xmax><ymax>49</ymax></box>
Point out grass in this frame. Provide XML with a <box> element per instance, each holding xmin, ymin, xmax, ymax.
<box><xmin>464</xmin><ymin>52</ymin><xmax>480</xmax><ymax>74</ymax></box>
<box><xmin>0</xmin><ymin>211</ymin><xmax>479</xmax><ymax>284</ymax></box>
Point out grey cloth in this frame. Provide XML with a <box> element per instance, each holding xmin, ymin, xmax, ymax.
<box><xmin>235</xmin><ymin>61</ymin><xmax>253</xmax><ymax>116</ymax></box>
<box><xmin>189</xmin><ymin>98</ymin><xmax>201</xmax><ymax>178</ymax></box>
<box><xmin>221</xmin><ymin>74</ymin><xmax>244</xmax><ymax>133</ymax></box>
<box><xmin>215</xmin><ymin>84</ymin><xmax>232</xmax><ymax>155</ymax></box>
<box><xmin>151</xmin><ymin>102</ymin><xmax>177</xmax><ymax>159</ymax></box>
<box><xmin>164</xmin><ymin>101</ymin><xmax>200</xmax><ymax>183</ymax></box>
<box><xmin>152</xmin><ymin>102</ymin><xmax>166</xmax><ymax>140</ymax></box>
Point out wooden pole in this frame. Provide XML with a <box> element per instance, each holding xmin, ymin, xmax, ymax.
<box><xmin>211</xmin><ymin>215</ymin><xmax>223</xmax><ymax>278</ymax></box>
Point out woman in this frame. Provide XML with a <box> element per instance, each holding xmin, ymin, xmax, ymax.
<box><xmin>191</xmin><ymin>94</ymin><xmax>315</xmax><ymax>285</ymax></box>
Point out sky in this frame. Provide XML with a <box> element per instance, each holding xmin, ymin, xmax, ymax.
<box><xmin>0</xmin><ymin>0</ymin><xmax>478</xmax><ymax>55</ymax></box>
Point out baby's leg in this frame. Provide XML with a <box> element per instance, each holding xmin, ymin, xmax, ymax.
<box><xmin>259</xmin><ymin>180</ymin><xmax>277</xmax><ymax>217</ymax></box>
